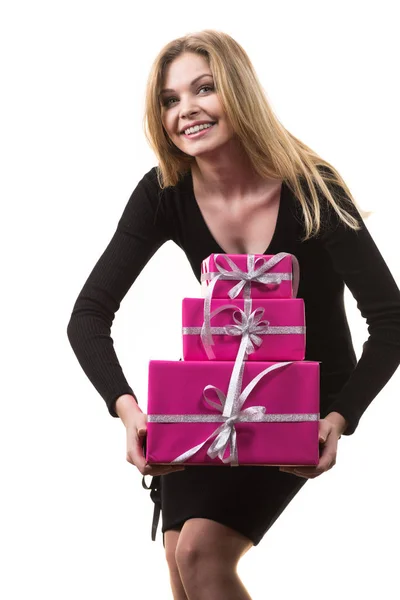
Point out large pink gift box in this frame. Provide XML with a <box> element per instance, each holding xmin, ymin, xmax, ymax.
<box><xmin>146</xmin><ymin>360</ymin><xmax>320</xmax><ymax>467</ymax></box>
<box><xmin>200</xmin><ymin>253</ymin><xmax>298</xmax><ymax>300</ymax></box>
<box><xmin>182</xmin><ymin>297</ymin><xmax>306</xmax><ymax>361</ymax></box>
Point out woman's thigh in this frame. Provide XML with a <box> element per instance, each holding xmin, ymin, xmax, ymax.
<box><xmin>176</xmin><ymin>518</ymin><xmax>253</xmax><ymax>570</ymax></box>
<box><xmin>165</xmin><ymin>519</ymin><xmax>253</xmax><ymax>569</ymax></box>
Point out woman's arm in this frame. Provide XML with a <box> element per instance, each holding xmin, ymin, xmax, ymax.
<box><xmin>67</xmin><ymin>167</ymin><xmax>170</xmax><ymax>417</ymax></box>
<box><xmin>318</xmin><ymin>188</ymin><xmax>400</xmax><ymax>435</ymax></box>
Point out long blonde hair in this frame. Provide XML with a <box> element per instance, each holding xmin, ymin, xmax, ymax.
<box><xmin>143</xmin><ymin>29</ymin><xmax>366</xmax><ymax>240</ymax></box>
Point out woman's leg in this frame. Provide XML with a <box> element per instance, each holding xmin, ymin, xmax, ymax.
<box><xmin>165</xmin><ymin>529</ymin><xmax>188</xmax><ymax>600</ymax></box>
<box><xmin>175</xmin><ymin>518</ymin><xmax>254</xmax><ymax>600</ymax></box>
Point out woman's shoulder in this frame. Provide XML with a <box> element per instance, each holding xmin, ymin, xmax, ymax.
<box><xmin>120</xmin><ymin>165</ymin><xmax>191</xmax><ymax>236</ymax></box>
<box><xmin>138</xmin><ymin>165</ymin><xmax>191</xmax><ymax>204</ymax></box>
<box><xmin>141</xmin><ymin>165</ymin><xmax>191</xmax><ymax>188</ymax></box>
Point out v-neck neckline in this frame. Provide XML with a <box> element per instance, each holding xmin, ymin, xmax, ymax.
<box><xmin>187</xmin><ymin>169</ymin><xmax>286</xmax><ymax>256</ymax></box>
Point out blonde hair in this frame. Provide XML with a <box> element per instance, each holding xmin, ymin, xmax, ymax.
<box><xmin>143</xmin><ymin>29</ymin><xmax>366</xmax><ymax>240</ymax></box>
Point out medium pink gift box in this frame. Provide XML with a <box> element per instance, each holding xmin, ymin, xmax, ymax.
<box><xmin>200</xmin><ymin>253</ymin><xmax>299</xmax><ymax>300</ymax></box>
<box><xmin>146</xmin><ymin>360</ymin><xmax>320</xmax><ymax>467</ymax></box>
<box><xmin>182</xmin><ymin>297</ymin><xmax>306</xmax><ymax>361</ymax></box>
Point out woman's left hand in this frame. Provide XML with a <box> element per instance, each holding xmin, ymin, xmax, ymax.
<box><xmin>279</xmin><ymin>418</ymin><xmax>342</xmax><ymax>479</ymax></box>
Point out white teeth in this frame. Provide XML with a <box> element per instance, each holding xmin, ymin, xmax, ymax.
<box><xmin>184</xmin><ymin>123</ymin><xmax>214</xmax><ymax>135</ymax></box>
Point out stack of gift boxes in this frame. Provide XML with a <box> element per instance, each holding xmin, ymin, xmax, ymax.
<box><xmin>146</xmin><ymin>252</ymin><xmax>320</xmax><ymax>467</ymax></box>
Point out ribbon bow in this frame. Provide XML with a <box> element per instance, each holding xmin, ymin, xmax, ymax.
<box><xmin>220</xmin><ymin>255</ymin><xmax>285</xmax><ymax>299</ymax></box>
<box><xmin>201</xmin><ymin>252</ymin><xmax>299</xmax><ymax>303</ymax></box>
<box><xmin>201</xmin><ymin>298</ymin><xmax>270</xmax><ymax>360</ymax></box>
<box><xmin>224</xmin><ymin>307</ymin><xmax>270</xmax><ymax>355</ymax></box>
<box><xmin>204</xmin><ymin>385</ymin><xmax>269</xmax><ymax>464</ymax></box>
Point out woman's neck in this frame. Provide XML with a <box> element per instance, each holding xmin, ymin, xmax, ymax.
<box><xmin>191</xmin><ymin>142</ymin><xmax>278</xmax><ymax>201</ymax></box>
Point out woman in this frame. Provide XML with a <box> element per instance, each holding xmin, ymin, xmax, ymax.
<box><xmin>67</xmin><ymin>30</ymin><xmax>400</xmax><ymax>600</ymax></box>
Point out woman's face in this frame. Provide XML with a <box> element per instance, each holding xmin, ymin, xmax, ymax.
<box><xmin>160</xmin><ymin>52</ymin><xmax>235</xmax><ymax>158</ymax></box>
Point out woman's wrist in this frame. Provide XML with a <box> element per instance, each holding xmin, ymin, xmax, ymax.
<box><xmin>325</xmin><ymin>411</ymin><xmax>348</xmax><ymax>437</ymax></box>
<box><xmin>115</xmin><ymin>394</ymin><xmax>142</xmax><ymax>424</ymax></box>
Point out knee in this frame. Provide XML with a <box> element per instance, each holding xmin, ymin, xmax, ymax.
<box><xmin>175</xmin><ymin>540</ymin><xmax>236</xmax><ymax>579</ymax></box>
<box><xmin>175</xmin><ymin>541</ymin><xmax>203</xmax><ymax>572</ymax></box>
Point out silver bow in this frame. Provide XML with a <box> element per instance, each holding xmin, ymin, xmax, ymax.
<box><xmin>200</xmin><ymin>298</ymin><xmax>270</xmax><ymax>360</ymax></box>
<box><xmin>201</xmin><ymin>253</ymin><xmax>300</xmax><ymax>304</ymax></box>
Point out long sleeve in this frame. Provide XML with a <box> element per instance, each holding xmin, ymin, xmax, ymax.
<box><xmin>317</xmin><ymin>194</ymin><xmax>400</xmax><ymax>435</ymax></box>
<box><xmin>67</xmin><ymin>167</ymin><xmax>170</xmax><ymax>418</ymax></box>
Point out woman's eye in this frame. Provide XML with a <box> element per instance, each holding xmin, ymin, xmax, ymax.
<box><xmin>163</xmin><ymin>85</ymin><xmax>214</xmax><ymax>108</ymax></box>
<box><xmin>199</xmin><ymin>85</ymin><xmax>213</xmax><ymax>93</ymax></box>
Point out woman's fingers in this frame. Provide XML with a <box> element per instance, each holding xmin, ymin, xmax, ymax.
<box><xmin>279</xmin><ymin>423</ymin><xmax>339</xmax><ymax>478</ymax></box>
<box><xmin>127</xmin><ymin>427</ymin><xmax>185</xmax><ymax>476</ymax></box>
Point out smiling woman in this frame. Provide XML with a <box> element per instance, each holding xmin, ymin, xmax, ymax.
<box><xmin>158</xmin><ymin>54</ymin><xmax>235</xmax><ymax>159</ymax></box>
<box><xmin>67</xmin><ymin>28</ymin><xmax>400</xmax><ymax>600</ymax></box>
<box><xmin>143</xmin><ymin>31</ymin><xmax>364</xmax><ymax>241</ymax></box>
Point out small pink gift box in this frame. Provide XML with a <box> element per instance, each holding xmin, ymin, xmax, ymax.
<box><xmin>146</xmin><ymin>360</ymin><xmax>320</xmax><ymax>467</ymax></box>
<box><xmin>200</xmin><ymin>253</ymin><xmax>299</xmax><ymax>300</ymax></box>
<box><xmin>182</xmin><ymin>297</ymin><xmax>306</xmax><ymax>361</ymax></box>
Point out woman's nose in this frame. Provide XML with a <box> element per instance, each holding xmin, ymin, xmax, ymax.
<box><xmin>179</xmin><ymin>98</ymin><xmax>200</xmax><ymax>119</ymax></box>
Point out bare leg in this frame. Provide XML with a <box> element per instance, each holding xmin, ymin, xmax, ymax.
<box><xmin>165</xmin><ymin>529</ymin><xmax>188</xmax><ymax>600</ymax></box>
<box><xmin>175</xmin><ymin>518</ymin><xmax>254</xmax><ymax>600</ymax></box>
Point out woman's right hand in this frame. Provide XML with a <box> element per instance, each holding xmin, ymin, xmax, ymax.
<box><xmin>125</xmin><ymin>409</ymin><xmax>186</xmax><ymax>477</ymax></box>
<box><xmin>115</xmin><ymin>393</ymin><xmax>185</xmax><ymax>476</ymax></box>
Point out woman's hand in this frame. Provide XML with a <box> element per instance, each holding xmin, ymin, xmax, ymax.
<box><xmin>125</xmin><ymin>411</ymin><xmax>186</xmax><ymax>477</ymax></box>
<box><xmin>115</xmin><ymin>394</ymin><xmax>185</xmax><ymax>477</ymax></box>
<box><xmin>279</xmin><ymin>417</ymin><xmax>344</xmax><ymax>479</ymax></box>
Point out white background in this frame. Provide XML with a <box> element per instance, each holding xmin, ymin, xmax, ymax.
<box><xmin>1</xmin><ymin>1</ymin><xmax>399</xmax><ymax>599</ymax></box>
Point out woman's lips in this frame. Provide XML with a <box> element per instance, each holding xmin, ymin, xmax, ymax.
<box><xmin>181</xmin><ymin>123</ymin><xmax>216</xmax><ymax>139</ymax></box>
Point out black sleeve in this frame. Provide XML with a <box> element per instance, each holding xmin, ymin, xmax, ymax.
<box><xmin>67</xmin><ymin>167</ymin><xmax>170</xmax><ymax>418</ymax></box>
<box><xmin>317</xmin><ymin>185</ymin><xmax>400</xmax><ymax>435</ymax></box>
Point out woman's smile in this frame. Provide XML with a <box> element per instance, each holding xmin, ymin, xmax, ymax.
<box><xmin>181</xmin><ymin>122</ymin><xmax>217</xmax><ymax>140</ymax></box>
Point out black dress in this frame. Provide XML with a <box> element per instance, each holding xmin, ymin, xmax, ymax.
<box><xmin>67</xmin><ymin>166</ymin><xmax>400</xmax><ymax>546</ymax></box>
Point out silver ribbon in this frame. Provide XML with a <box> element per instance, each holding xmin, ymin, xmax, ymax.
<box><xmin>201</xmin><ymin>252</ymin><xmax>300</xmax><ymax>303</ymax></box>
<box><xmin>183</xmin><ymin>325</ymin><xmax>306</xmax><ymax>337</ymax></box>
<box><xmin>147</xmin><ymin>361</ymin><xmax>319</xmax><ymax>466</ymax></box>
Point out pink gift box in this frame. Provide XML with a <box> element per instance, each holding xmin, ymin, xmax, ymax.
<box><xmin>201</xmin><ymin>253</ymin><xmax>298</xmax><ymax>299</ymax></box>
<box><xmin>182</xmin><ymin>297</ymin><xmax>306</xmax><ymax>361</ymax></box>
<box><xmin>146</xmin><ymin>360</ymin><xmax>320</xmax><ymax>467</ymax></box>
